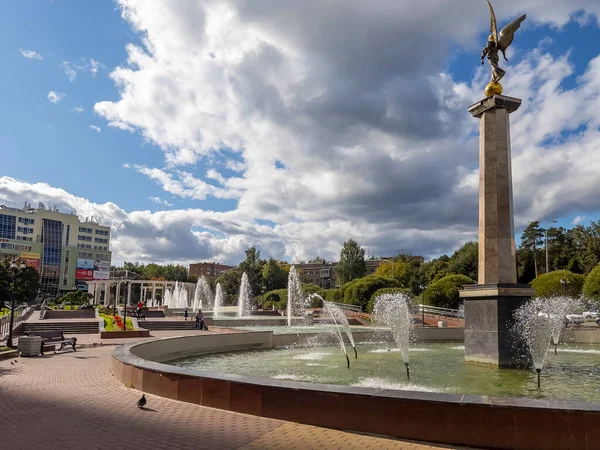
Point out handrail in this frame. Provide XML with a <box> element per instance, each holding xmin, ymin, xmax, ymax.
<box><xmin>416</xmin><ymin>304</ymin><xmax>464</xmax><ymax>319</ymax></box>
<box><xmin>0</xmin><ymin>304</ymin><xmax>31</xmax><ymax>342</ymax></box>
<box><xmin>324</xmin><ymin>301</ymin><xmax>362</xmax><ymax>313</ymax></box>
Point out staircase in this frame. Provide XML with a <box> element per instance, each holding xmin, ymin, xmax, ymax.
<box><xmin>18</xmin><ymin>321</ymin><xmax>99</xmax><ymax>335</ymax></box>
<box><xmin>141</xmin><ymin>321</ymin><xmax>197</xmax><ymax>331</ymax></box>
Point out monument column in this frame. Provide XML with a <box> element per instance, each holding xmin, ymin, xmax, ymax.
<box><xmin>460</xmin><ymin>95</ymin><xmax>535</xmax><ymax>367</ymax></box>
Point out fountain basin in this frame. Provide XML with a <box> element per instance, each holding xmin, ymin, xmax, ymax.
<box><xmin>112</xmin><ymin>331</ymin><xmax>600</xmax><ymax>450</ymax></box>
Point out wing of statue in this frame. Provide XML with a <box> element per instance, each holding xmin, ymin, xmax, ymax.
<box><xmin>498</xmin><ymin>14</ymin><xmax>527</xmax><ymax>51</ymax></box>
<box><xmin>487</xmin><ymin>0</ymin><xmax>498</xmax><ymax>43</ymax></box>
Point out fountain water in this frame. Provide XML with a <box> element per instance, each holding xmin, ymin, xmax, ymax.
<box><xmin>164</xmin><ymin>281</ymin><xmax>189</xmax><ymax>309</ymax></box>
<box><xmin>321</xmin><ymin>298</ymin><xmax>357</xmax><ymax>359</ymax></box>
<box><xmin>545</xmin><ymin>296</ymin><xmax>582</xmax><ymax>354</ymax></box>
<box><xmin>193</xmin><ymin>276</ymin><xmax>213</xmax><ymax>311</ymax></box>
<box><xmin>287</xmin><ymin>266</ymin><xmax>304</xmax><ymax>327</ymax></box>
<box><xmin>373</xmin><ymin>293</ymin><xmax>412</xmax><ymax>379</ymax></box>
<box><xmin>312</xmin><ymin>295</ymin><xmax>351</xmax><ymax>369</ymax></box>
<box><xmin>237</xmin><ymin>272</ymin><xmax>252</xmax><ymax>317</ymax></box>
<box><xmin>214</xmin><ymin>283</ymin><xmax>224</xmax><ymax>318</ymax></box>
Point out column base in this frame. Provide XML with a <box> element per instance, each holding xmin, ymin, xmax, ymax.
<box><xmin>460</xmin><ymin>283</ymin><xmax>535</xmax><ymax>367</ymax></box>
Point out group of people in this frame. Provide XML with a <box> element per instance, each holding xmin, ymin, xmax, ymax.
<box><xmin>184</xmin><ymin>307</ymin><xmax>207</xmax><ymax>330</ymax></box>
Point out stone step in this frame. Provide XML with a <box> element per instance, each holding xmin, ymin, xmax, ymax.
<box><xmin>18</xmin><ymin>323</ymin><xmax>99</xmax><ymax>335</ymax></box>
<box><xmin>141</xmin><ymin>321</ymin><xmax>197</xmax><ymax>331</ymax></box>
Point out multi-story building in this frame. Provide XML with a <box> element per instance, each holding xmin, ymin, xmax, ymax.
<box><xmin>285</xmin><ymin>257</ymin><xmax>423</xmax><ymax>289</ymax></box>
<box><xmin>189</xmin><ymin>262</ymin><xmax>235</xmax><ymax>279</ymax></box>
<box><xmin>0</xmin><ymin>202</ymin><xmax>112</xmax><ymax>298</ymax></box>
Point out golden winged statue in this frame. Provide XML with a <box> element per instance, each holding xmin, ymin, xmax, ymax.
<box><xmin>481</xmin><ymin>0</ymin><xmax>526</xmax><ymax>97</ymax></box>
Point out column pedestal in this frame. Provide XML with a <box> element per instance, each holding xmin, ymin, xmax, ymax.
<box><xmin>461</xmin><ymin>94</ymin><xmax>534</xmax><ymax>367</ymax></box>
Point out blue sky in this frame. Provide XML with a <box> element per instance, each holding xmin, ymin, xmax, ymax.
<box><xmin>1</xmin><ymin>0</ymin><xmax>599</xmax><ymax>264</ymax></box>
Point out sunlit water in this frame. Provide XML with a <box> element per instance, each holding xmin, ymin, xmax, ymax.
<box><xmin>170</xmin><ymin>343</ymin><xmax>600</xmax><ymax>402</ymax></box>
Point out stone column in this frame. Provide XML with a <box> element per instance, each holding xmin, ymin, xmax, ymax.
<box><xmin>152</xmin><ymin>283</ymin><xmax>156</xmax><ymax>304</ymax></box>
<box><xmin>104</xmin><ymin>282</ymin><xmax>111</xmax><ymax>306</ymax></box>
<box><xmin>460</xmin><ymin>94</ymin><xmax>535</xmax><ymax>367</ymax></box>
<box><xmin>116</xmin><ymin>282</ymin><xmax>121</xmax><ymax>306</ymax></box>
<box><xmin>127</xmin><ymin>283</ymin><xmax>132</xmax><ymax>305</ymax></box>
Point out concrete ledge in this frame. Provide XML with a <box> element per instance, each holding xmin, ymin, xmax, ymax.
<box><xmin>101</xmin><ymin>330</ymin><xmax>151</xmax><ymax>339</ymax></box>
<box><xmin>460</xmin><ymin>283</ymin><xmax>536</xmax><ymax>298</ymax></box>
<box><xmin>0</xmin><ymin>350</ymin><xmax>18</xmax><ymax>361</ymax></box>
<box><xmin>112</xmin><ymin>333</ymin><xmax>600</xmax><ymax>450</ymax></box>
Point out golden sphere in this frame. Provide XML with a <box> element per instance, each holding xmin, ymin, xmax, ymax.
<box><xmin>484</xmin><ymin>82</ymin><xmax>503</xmax><ymax>97</ymax></box>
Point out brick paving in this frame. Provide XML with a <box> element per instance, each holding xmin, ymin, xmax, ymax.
<box><xmin>0</xmin><ymin>346</ymin><xmax>474</xmax><ymax>450</ymax></box>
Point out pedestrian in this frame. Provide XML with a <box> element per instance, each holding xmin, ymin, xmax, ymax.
<box><xmin>184</xmin><ymin>307</ymin><xmax>188</xmax><ymax>321</ymax></box>
<box><xmin>195</xmin><ymin>310</ymin><xmax>201</xmax><ymax>330</ymax></box>
<box><xmin>137</xmin><ymin>300</ymin><xmax>143</xmax><ymax>315</ymax></box>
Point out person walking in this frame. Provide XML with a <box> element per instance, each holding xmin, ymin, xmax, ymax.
<box><xmin>184</xmin><ymin>307</ymin><xmax>189</xmax><ymax>321</ymax></box>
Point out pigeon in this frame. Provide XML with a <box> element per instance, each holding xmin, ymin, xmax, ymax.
<box><xmin>137</xmin><ymin>394</ymin><xmax>146</xmax><ymax>409</ymax></box>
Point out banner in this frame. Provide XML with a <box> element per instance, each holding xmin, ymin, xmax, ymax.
<box><xmin>76</xmin><ymin>269</ymin><xmax>94</xmax><ymax>280</ymax></box>
<box><xmin>77</xmin><ymin>258</ymin><xmax>95</xmax><ymax>269</ymax></box>
<box><xmin>20</xmin><ymin>251</ymin><xmax>40</xmax><ymax>271</ymax></box>
<box><xmin>93</xmin><ymin>260</ymin><xmax>110</xmax><ymax>280</ymax></box>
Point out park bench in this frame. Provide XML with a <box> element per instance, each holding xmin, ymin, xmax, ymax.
<box><xmin>25</xmin><ymin>330</ymin><xmax>77</xmax><ymax>354</ymax></box>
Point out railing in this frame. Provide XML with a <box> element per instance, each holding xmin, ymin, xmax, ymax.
<box><xmin>0</xmin><ymin>305</ymin><xmax>31</xmax><ymax>342</ymax></box>
<box><xmin>416</xmin><ymin>304</ymin><xmax>464</xmax><ymax>324</ymax></box>
<box><xmin>323</xmin><ymin>301</ymin><xmax>362</xmax><ymax>313</ymax></box>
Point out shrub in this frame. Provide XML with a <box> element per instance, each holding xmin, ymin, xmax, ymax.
<box><xmin>340</xmin><ymin>276</ymin><xmax>401</xmax><ymax>311</ymax></box>
<box><xmin>531</xmin><ymin>270</ymin><xmax>585</xmax><ymax>297</ymax></box>
<box><xmin>323</xmin><ymin>289</ymin><xmax>342</xmax><ymax>302</ymax></box>
<box><xmin>100</xmin><ymin>313</ymin><xmax>134</xmax><ymax>331</ymax></box>
<box><xmin>367</xmin><ymin>287</ymin><xmax>413</xmax><ymax>313</ymax></box>
<box><xmin>582</xmin><ymin>263</ymin><xmax>600</xmax><ymax>304</ymax></box>
<box><xmin>424</xmin><ymin>274</ymin><xmax>475</xmax><ymax>309</ymax></box>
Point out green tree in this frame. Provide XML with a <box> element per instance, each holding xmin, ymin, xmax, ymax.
<box><xmin>447</xmin><ymin>242</ymin><xmax>478</xmax><ymax>281</ymax></box>
<box><xmin>531</xmin><ymin>270</ymin><xmax>585</xmax><ymax>297</ymax></box>
<box><xmin>261</xmin><ymin>258</ymin><xmax>288</xmax><ymax>292</ymax></box>
<box><xmin>424</xmin><ymin>274</ymin><xmax>475</xmax><ymax>309</ymax></box>
<box><xmin>519</xmin><ymin>221</ymin><xmax>544</xmax><ymax>280</ymax></box>
<box><xmin>238</xmin><ymin>246</ymin><xmax>265</xmax><ymax>297</ymax></box>
<box><xmin>374</xmin><ymin>260</ymin><xmax>408</xmax><ymax>282</ymax></box>
<box><xmin>582</xmin><ymin>262</ymin><xmax>600</xmax><ymax>304</ymax></box>
<box><xmin>0</xmin><ymin>260</ymin><xmax>40</xmax><ymax>305</ymax></box>
<box><xmin>419</xmin><ymin>255</ymin><xmax>450</xmax><ymax>284</ymax></box>
<box><xmin>58</xmin><ymin>290</ymin><xmax>93</xmax><ymax>305</ymax></box>
<box><xmin>215</xmin><ymin>269</ymin><xmax>242</xmax><ymax>305</ymax></box>
<box><xmin>340</xmin><ymin>275</ymin><xmax>400</xmax><ymax>310</ymax></box>
<box><xmin>336</xmin><ymin>239</ymin><xmax>366</xmax><ymax>285</ymax></box>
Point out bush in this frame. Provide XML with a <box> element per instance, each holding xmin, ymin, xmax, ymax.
<box><xmin>323</xmin><ymin>289</ymin><xmax>342</xmax><ymax>302</ymax></box>
<box><xmin>367</xmin><ymin>287</ymin><xmax>413</xmax><ymax>313</ymax></box>
<box><xmin>582</xmin><ymin>263</ymin><xmax>600</xmax><ymax>303</ymax></box>
<box><xmin>57</xmin><ymin>290</ymin><xmax>93</xmax><ymax>306</ymax></box>
<box><xmin>340</xmin><ymin>276</ymin><xmax>401</xmax><ymax>311</ymax></box>
<box><xmin>531</xmin><ymin>270</ymin><xmax>585</xmax><ymax>297</ymax></box>
<box><xmin>424</xmin><ymin>274</ymin><xmax>475</xmax><ymax>309</ymax></box>
<box><xmin>100</xmin><ymin>313</ymin><xmax>134</xmax><ymax>331</ymax></box>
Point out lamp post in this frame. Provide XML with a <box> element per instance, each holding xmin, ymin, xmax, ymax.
<box><xmin>545</xmin><ymin>219</ymin><xmax>557</xmax><ymax>274</ymax></box>
<box><xmin>420</xmin><ymin>284</ymin><xmax>427</xmax><ymax>327</ymax></box>
<box><xmin>7</xmin><ymin>259</ymin><xmax>27</xmax><ymax>348</ymax></box>
<box><xmin>122</xmin><ymin>279</ymin><xmax>129</xmax><ymax>331</ymax></box>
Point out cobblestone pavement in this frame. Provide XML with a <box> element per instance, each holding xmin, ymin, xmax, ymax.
<box><xmin>0</xmin><ymin>347</ymin><xmax>472</xmax><ymax>450</ymax></box>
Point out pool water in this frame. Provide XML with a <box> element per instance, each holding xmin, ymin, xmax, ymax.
<box><xmin>170</xmin><ymin>343</ymin><xmax>600</xmax><ymax>403</ymax></box>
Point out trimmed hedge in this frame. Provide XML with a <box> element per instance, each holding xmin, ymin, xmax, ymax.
<box><xmin>424</xmin><ymin>274</ymin><xmax>475</xmax><ymax>309</ymax></box>
<box><xmin>339</xmin><ymin>276</ymin><xmax>401</xmax><ymax>311</ymax></box>
<box><xmin>531</xmin><ymin>270</ymin><xmax>585</xmax><ymax>297</ymax></box>
<box><xmin>582</xmin><ymin>263</ymin><xmax>600</xmax><ymax>303</ymax></box>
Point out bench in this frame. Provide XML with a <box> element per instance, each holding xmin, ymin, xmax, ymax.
<box><xmin>25</xmin><ymin>330</ymin><xmax>77</xmax><ymax>354</ymax></box>
<box><xmin>130</xmin><ymin>311</ymin><xmax>145</xmax><ymax>321</ymax></box>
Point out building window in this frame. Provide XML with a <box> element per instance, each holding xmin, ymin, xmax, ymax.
<box><xmin>94</xmin><ymin>237</ymin><xmax>108</xmax><ymax>244</ymax></box>
<box><xmin>96</xmin><ymin>253</ymin><xmax>110</xmax><ymax>261</ymax></box>
<box><xmin>78</xmin><ymin>235</ymin><xmax>92</xmax><ymax>242</ymax></box>
<box><xmin>78</xmin><ymin>226</ymin><xmax>93</xmax><ymax>233</ymax></box>
<box><xmin>0</xmin><ymin>214</ymin><xmax>16</xmax><ymax>240</ymax></box>
<box><xmin>40</xmin><ymin>219</ymin><xmax>64</xmax><ymax>298</ymax></box>
<box><xmin>79</xmin><ymin>251</ymin><xmax>93</xmax><ymax>258</ymax></box>
<box><xmin>95</xmin><ymin>229</ymin><xmax>109</xmax><ymax>236</ymax></box>
<box><xmin>66</xmin><ymin>224</ymin><xmax>70</xmax><ymax>246</ymax></box>
<box><xmin>18</xmin><ymin>217</ymin><xmax>34</xmax><ymax>225</ymax></box>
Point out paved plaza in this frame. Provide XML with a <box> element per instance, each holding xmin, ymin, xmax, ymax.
<box><xmin>0</xmin><ymin>343</ymin><xmax>476</xmax><ymax>450</ymax></box>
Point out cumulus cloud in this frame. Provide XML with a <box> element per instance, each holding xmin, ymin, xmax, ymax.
<box><xmin>573</xmin><ymin>216</ymin><xmax>585</xmax><ymax>225</ymax></box>
<box><xmin>89</xmin><ymin>125</ymin><xmax>101</xmax><ymax>132</ymax></box>
<box><xmin>20</xmin><ymin>49</ymin><xmax>43</xmax><ymax>60</ymax></box>
<box><xmin>8</xmin><ymin>1</ymin><xmax>600</xmax><ymax>265</ymax></box>
<box><xmin>47</xmin><ymin>91</ymin><xmax>65</xmax><ymax>103</ymax></box>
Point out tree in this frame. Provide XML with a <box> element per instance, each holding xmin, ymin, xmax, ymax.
<box><xmin>308</xmin><ymin>256</ymin><xmax>325</xmax><ymax>264</ymax></box>
<box><xmin>58</xmin><ymin>290</ymin><xmax>93</xmax><ymax>305</ymax></box>
<box><xmin>238</xmin><ymin>246</ymin><xmax>265</xmax><ymax>297</ymax></box>
<box><xmin>261</xmin><ymin>258</ymin><xmax>288</xmax><ymax>292</ymax></box>
<box><xmin>447</xmin><ymin>242</ymin><xmax>478</xmax><ymax>281</ymax></box>
<box><xmin>340</xmin><ymin>275</ymin><xmax>401</xmax><ymax>310</ymax></box>
<box><xmin>419</xmin><ymin>255</ymin><xmax>450</xmax><ymax>284</ymax></box>
<box><xmin>215</xmin><ymin>269</ymin><xmax>242</xmax><ymax>305</ymax></box>
<box><xmin>424</xmin><ymin>274</ymin><xmax>475</xmax><ymax>309</ymax></box>
<box><xmin>336</xmin><ymin>239</ymin><xmax>366</xmax><ymax>285</ymax></box>
<box><xmin>582</xmin><ymin>262</ymin><xmax>600</xmax><ymax>304</ymax></box>
<box><xmin>0</xmin><ymin>260</ymin><xmax>40</xmax><ymax>305</ymax></box>
<box><xmin>374</xmin><ymin>260</ymin><xmax>408</xmax><ymax>282</ymax></box>
<box><xmin>519</xmin><ymin>221</ymin><xmax>544</xmax><ymax>280</ymax></box>
<box><xmin>531</xmin><ymin>270</ymin><xmax>585</xmax><ymax>297</ymax></box>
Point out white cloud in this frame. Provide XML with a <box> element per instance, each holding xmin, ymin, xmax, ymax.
<box><xmin>61</xmin><ymin>58</ymin><xmax>104</xmax><ymax>81</ymax></box>
<box><xmin>89</xmin><ymin>125</ymin><xmax>101</xmax><ymax>133</ymax></box>
<box><xmin>61</xmin><ymin>61</ymin><xmax>80</xmax><ymax>81</ymax></box>
<box><xmin>149</xmin><ymin>196</ymin><xmax>173</xmax><ymax>207</ymax></box>
<box><xmin>89</xmin><ymin>58</ymin><xmax>104</xmax><ymax>75</ymax></box>
<box><xmin>47</xmin><ymin>91</ymin><xmax>65</xmax><ymax>104</ymax></box>
<box><xmin>70</xmin><ymin>105</ymin><xmax>84</xmax><ymax>113</ymax></box>
<box><xmin>20</xmin><ymin>49</ymin><xmax>43</xmax><ymax>60</ymax></box>
<box><xmin>573</xmin><ymin>216</ymin><xmax>585</xmax><ymax>225</ymax></box>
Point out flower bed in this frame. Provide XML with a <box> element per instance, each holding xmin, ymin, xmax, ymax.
<box><xmin>100</xmin><ymin>313</ymin><xmax>134</xmax><ymax>331</ymax></box>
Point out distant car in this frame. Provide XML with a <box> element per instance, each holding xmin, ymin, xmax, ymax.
<box><xmin>565</xmin><ymin>314</ymin><xmax>584</xmax><ymax>326</ymax></box>
<box><xmin>582</xmin><ymin>311</ymin><xmax>599</xmax><ymax>320</ymax></box>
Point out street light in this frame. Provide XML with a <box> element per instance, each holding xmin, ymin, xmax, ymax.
<box><xmin>420</xmin><ymin>284</ymin><xmax>427</xmax><ymax>327</ymax></box>
<box><xmin>545</xmin><ymin>219</ymin><xmax>557</xmax><ymax>274</ymax></box>
<box><xmin>7</xmin><ymin>259</ymin><xmax>28</xmax><ymax>348</ymax></box>
<box><xmin>122</xmin><ymin>279</ymin><xmax>130</xmax><ymax>331</ymax></box>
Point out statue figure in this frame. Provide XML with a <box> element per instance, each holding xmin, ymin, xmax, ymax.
<box><xmin>481</xmin><ymin>1</ymin><xmax>526</xmax><ymax>97</ymax></box>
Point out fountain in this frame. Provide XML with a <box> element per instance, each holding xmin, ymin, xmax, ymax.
<box><xmin>163</xmin><ymin>281</ymin><xmax>189</xmax><ymax>309</ymax></box>
<box><xmin>192</xmin><ymin>276</ymin><xmax>213</xmax><ymax>311</ymax></box>
<box><xmin>287</xmin><ymin>266</ymin><xmax>304</xmax><ymax>326</ymax></box>
<box><xmin>213</xmin><ymin>283</ymin><xmax>224</xmax><ymax>318</ymax></box>
<box><xmin>373</xmin><ymin>293</ymin><xmax>412</xmax><ymax>379</ymax></box>
<box><xmin>545</xmin><ymin>296</ymin><xmax>582</xmax><ymax>354</ymax></box>
<box><xmin>237</xmin><ymin>272</ymin><xmax>252</xmax><ymax>317</ymax></box>
<box><xmin>320</xmin><ymin>297</ymin><xmax>357</xmax><ymax>360</ymax></box>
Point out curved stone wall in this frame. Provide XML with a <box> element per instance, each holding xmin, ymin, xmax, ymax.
<box><xmin>112</xmin><ymin>332</ymin><xmax>600</xmax><ymax>450</ymax></box>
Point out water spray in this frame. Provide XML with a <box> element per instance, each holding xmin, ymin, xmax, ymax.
<box><xmin>353</xmin><ymin>345</ymin><xmax>357</xmax><ymax>359</ymax></box>
<box><xmin>554</xmin><ymin>343</ymin><xmax>558</xmax><ymax>355</ymax></box>
<box><xmin>405</xmin><ymin>361</ymin><xmax>410</xmax><ymax>380</ymax></box>
<box><xmin>346</xmin><ymin>353</ymin><xmax>350</xmax><ymax>369</ymax></box>
<box><xmin>536</xmin><ymin>368</ymin><xmax>541</xmax><ymax>389</ymax></box>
